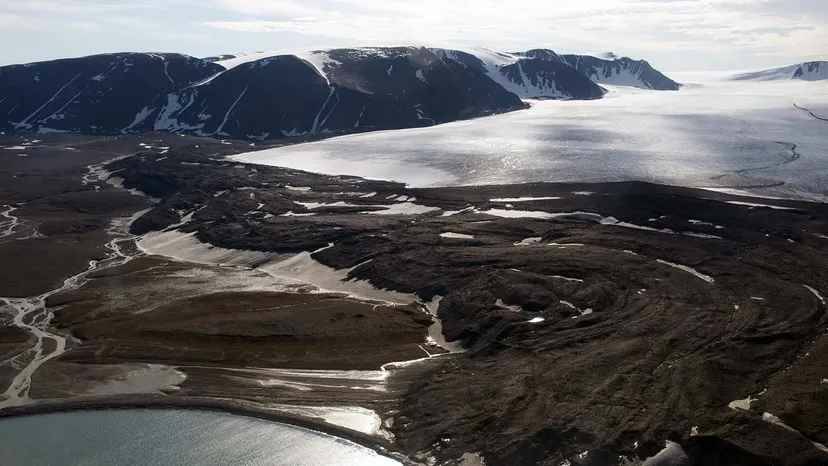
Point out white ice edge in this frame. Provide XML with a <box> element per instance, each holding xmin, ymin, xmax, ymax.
<box><xmin>85</xmin><ymin>364</ymin><xmax>187</xmax><ymax>396</ymax></box>
<box><xmin>514</xmin><ymin>237</ymin><xmax>542</xmax><ymax>246</ymax></box>
<box><xmin>761</xmin><ymin>412</ymin><xmax>828</xmax><ymax>453</ymax></box>
<box><xmin>440</xmin><ymin>232</ymin><xmax>475</xmax><ymax>239</ymax></box>
<box><xmin>803</xmin><ymin>284</ymin><xmax>826</xmax><ymax>305</ymax></box>
<box><xmin>294</xmin><ymin>199</ymin><xmax>440</xmax><ymax>216</ymax></box>
<box><xmin>641</xmin><ymin>440</ymin><xmax>689</xmax><ymax>466</ymax></box>
<box><xmin>655</xmin><ymin>259</ymin><xmax>715</xmax><ymax>283</ymax></box>
<box><xmin>265</xmin><ymin>403</ymin><xmax>390</xmax><ymax>439</ymax></box>
<box><xmin>490</xmin><ymin>196</ymin><xmax>561</xmax><ymax>202</ymax></box>
<box><xmin>725</xmin><ymin>200</ymin><xmax>798</xmax><ymax>211</ymax></box>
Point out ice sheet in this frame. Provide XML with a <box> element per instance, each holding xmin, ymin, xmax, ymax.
<box><xmin>232</xmin><ymin>77</ymin><xmax>828</xmax><ymax>200</ymax></box>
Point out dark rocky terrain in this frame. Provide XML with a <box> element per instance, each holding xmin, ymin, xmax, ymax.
<box><xmin>1</xmin><ymin>134</ymin><xmax>827</xmax><ymax>466</ymax></box>
<box><xmin>53</xmin><ymin>282</ymin><xmax>432</xmax><ymax>371</ymax></box>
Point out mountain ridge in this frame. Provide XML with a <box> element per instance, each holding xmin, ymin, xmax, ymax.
<box><xmin>560</xmin><ymin>53</ymin><xmax>681</xmax><ymax>90</ymax></box>
<box><xmin>1</xmin><ymin>46</ymin><xmax>681</xmax><ymax>141</ymax></box>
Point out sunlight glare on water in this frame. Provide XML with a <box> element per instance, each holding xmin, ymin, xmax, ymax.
<box><xmin>0</xmin><ymin>410</ymin><xmax>401</xmax><ymax>466</ymax></box>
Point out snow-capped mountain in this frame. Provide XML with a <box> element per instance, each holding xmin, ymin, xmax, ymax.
<box><xmin>209</xmin><ymin>47</ymin><xmax>605</xmax><ymax>101</ymax></box>
<box><xmin>731</xmin><ymin>61</ymin><xmax>828</xmax><ymax>81</ymax></box>
<box><xmin>560</xmin><ymin>53</ymin><xmax>681</xmax><ymax>90</ymax></box>
<box><xmin>0</xmin><ymin>46</ymin><xmax>681</xmax><ymax>140</ymax></box>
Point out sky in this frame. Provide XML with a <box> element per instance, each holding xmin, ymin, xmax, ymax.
<box><xmin>1</xmin><ymin>0</ymin><xmax>826</xmax><ymax>71</ymax></box>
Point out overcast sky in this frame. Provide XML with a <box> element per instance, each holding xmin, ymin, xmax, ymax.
<box><xmin>1</xmin><ymin>0</ymin><xmax>826</xmax><ymax>71</ymax></box>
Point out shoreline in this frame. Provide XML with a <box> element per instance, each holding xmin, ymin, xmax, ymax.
<box><xmin>0</xmin><ymin>394</ymin><xmax>414</xmax><ymax>465</ymax></box>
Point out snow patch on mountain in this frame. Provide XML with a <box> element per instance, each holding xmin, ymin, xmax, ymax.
<box><xmin>295</xmin><ymin>51</ymin><xmax>341</xmax><ymax>85</ymax></box>
<box><xmin>211</xmin><ymin>49</ymin><xmax>341</xmax><ymax>87</ymax></box>
<box><xmin>154</xmin><ymin>93</ymin><xmax>201</xmax><ymax>132</ymax></box>
<box><xmin>123</xmin><ymin>106</ymin><xmax>155</xmax><ymax>133</ymax></box>
<box><xmin>214</xmin><ymin>51</ymin><xmax>281</xmax><ymax>70</ymax></box>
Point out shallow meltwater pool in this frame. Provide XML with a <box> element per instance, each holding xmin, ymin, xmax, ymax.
<box><xmin>0</xmin><ymin>409</ymin><xmax>401</xmax><ymax>466</ymax></box>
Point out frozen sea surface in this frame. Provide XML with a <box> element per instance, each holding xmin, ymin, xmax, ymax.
<box><xmin>233</xmin><ymin>74</ymin><xmax>828</xmax><ymax>201</ymax></box>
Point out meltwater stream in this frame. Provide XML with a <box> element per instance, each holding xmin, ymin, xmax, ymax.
<box><xmin>0</xmin><ymin>409</ymin><xmax>400</xmax><ymax>466</ymax></box>
<box><xmin>0</xmin><ymin>150</ymin><xmax>158</xmax><ymax>409</ymax></box>
<box><xmin>1</xmin><ymin>153</ymin><xmax>460</xmax><ymax>464</ymax></box>
<box><xmin>0</xmin><ymin>212</ymin><xmax>146</xmax><ymax>409</ymax></box>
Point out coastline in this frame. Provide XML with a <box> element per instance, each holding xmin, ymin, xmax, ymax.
<box><xmin>0</xmin><ymin>395</ymin><xmax>413</xmax><ymax>464</ymax></box>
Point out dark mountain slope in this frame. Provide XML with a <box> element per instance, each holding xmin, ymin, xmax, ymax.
<box><xmin>144</xmin><ymin>47</ymin><xmax>528</xmax><ymax>139</ymax></box>
<box><xmin>0</xmin><ymin>53</ymin><xmax>222</xmax><ymax>134</ymax></box>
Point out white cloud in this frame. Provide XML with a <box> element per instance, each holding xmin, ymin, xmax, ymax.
<box><xmin>214</xmin><ymin>0</ymin><xmax>325</xmax><ymax>17</ymax></box>
<box><xmin>0</xmin><ymin>0</ymin><xmax>825</xmax><ymax>70</ymax></box>
<box><xmin>200</xmin><ymin>0</ymin><xmax>827</xmax><ymax>70</ymax></box>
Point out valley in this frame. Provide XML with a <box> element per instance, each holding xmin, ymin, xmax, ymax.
<box><xmin>1</xmin><ymin>131</ymin><xmax>827</xmax><ymax>465</ymax></box>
